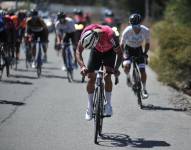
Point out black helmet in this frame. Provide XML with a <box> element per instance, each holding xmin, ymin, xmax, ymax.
<box><xmin>129</xmin><ymin>13</ymin><xmax>141</xmax><ymax>25</ymax></box>
<box><xmin>30</xmin><ymin>9</ymin><xmax>38</xmax><ymax>17</ymax></box>
<box><xmin>57</xmin><ymin>11</ymin><xmax>66</xmax><ymax>20</ymax></box>
<box><xmin>0</xmin><ymin>9</ymin><xmax>6</xmax><ymax>16</ymax></box>
<box><xmin>74</xmin><ymin>9</ymin><xmax>83</xmax><ymax>16</ymax></box>
<box><xmin>104</xmin><ymin>9</ymin><xmax>114</xmax><ymax>17</ymax></box>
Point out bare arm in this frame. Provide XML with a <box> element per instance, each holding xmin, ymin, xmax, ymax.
<box><xmin>75</xmin><ymin>42</ymin><xmax>85</xmax><ymax>68</ymax></box>
<box><xmin>144</xmin><ymin>43</ymin><xmax>150</xmax><ymax>54</ymax></box>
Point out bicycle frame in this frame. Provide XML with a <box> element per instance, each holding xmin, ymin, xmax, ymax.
<box><xmin>61</xmin><ymin>42</ymin><xmax>74</xmax><ymax>82</ymax></box>
<box><xmin>36</xmin><ymin>37</ymin><xmax>43</xmax><ymax>78</ymax></box>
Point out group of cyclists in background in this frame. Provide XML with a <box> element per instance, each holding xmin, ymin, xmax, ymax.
<box><xmin>0</xmin><ymin>7</ymin><xmax>150</xmax><ymax>121</ymax></box>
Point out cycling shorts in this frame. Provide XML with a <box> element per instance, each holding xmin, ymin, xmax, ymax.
<box><xmin>87</xmin><ymin>48</ymin><xmax>116</xmax><ymax>72</ymax></box>
<box><xmin>123</xmin><ymin>45</ymin><xmax>145</xmax><ymax>68</ymax></box>
<box><xmin>31</xmin><ymin>30</ymin><xmax>48</xmax><ymax>43</ymax></box>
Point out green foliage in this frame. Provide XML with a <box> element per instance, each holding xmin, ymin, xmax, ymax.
<box><xmin>165</xmin><ymin>0</ymin><xmax>191</xmax><ymax>26</ymax></box>
<box><xmin>151</xmin><ymin>21</ymin><xmax>191</xmax><ymax>85</ymax></box>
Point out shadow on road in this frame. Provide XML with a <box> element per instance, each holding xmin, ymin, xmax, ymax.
<box><xmin>72</xmin><ymin>79</ymin><xmax>87</xmax><ymax>84</ymax></box>
<box><xmin>42</xmin><ymin>66</ymin><xmax>61</xmax><ymax>71</ymax></box>
<box><xmin>0</xmin><ymin>79</ymin><xmax>33</xmax><ymax>85</ymax></box>
<box><xmin>142</xmin><ymin>104</ymin><xmax>186</xmax><ymax>112</ymax></box>
<box><xmin>98</xmin><ymin>133</ymin><xmax>170</xmax><ymax>148</ymax></box>
<box><xmin>16</xmin><ymin>68</ymin><xmax>36</xmax><ymax>73</ymax></box>
<box><xmin>42</xmin><ymin>74</ymin><xmax>68</xmax><ymax>79</ymax></box>
<box><xmin>0</xmin><ymin>99</ymin><xmax>25</xmax><ymax>106</ymax></box>
<box><xmin>10</xmin><ymin>74</ymin><xmax>37</xmax><ymax>80</ymax></box>
<box><xmin>16</xmin><ymin>68</ymin><xmax>50</xmax><ymax>73</ymax></box>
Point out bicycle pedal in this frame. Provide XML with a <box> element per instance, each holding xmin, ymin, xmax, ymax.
<box><xmin>104</xmin><ymin>115</ymin><xmax>111</xmax><ymax>117</ymax></box>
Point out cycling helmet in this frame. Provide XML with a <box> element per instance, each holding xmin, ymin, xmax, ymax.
<box><xmin>73</xmin><ymin>8</ymin><xmax>78</xmax><ymax>14</ymax></box>
<box><xmin>30</xmin><ymin>9</ymin><xmax>38</xmax><ymax>17</ymax></box>
<box><xmin>0</xmin><ymin>10</ymin><xmax>6</xmax><ymax>17</ymax></box>
<box><xmin>129</xmin><ymin>13</ymin><xmax>141</xmax><ymax>25</ymax></box>
<box><xmin>81</xmin><ymin>30</ymin><xmax>99</xmax><ymax>49</ymax></box>
<box><xmin>104</xmin><ymin>9</ymin><xmax>114</xmax><ymax>17</ymax></box>
<box><xmin>57</xmin><ymin>11</ymin><xmax>66</xmax><ymax>20</ymax></box>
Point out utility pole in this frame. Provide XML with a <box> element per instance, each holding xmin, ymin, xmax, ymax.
<box><xmin>145</xmin><ymin>0</ymin><xmax>149</xmax><ymax>25</ymax></box>
<box><xmin>15</xmin><ymin>0</ymin><xmax>18</xmax><ymax>10</ymax></box>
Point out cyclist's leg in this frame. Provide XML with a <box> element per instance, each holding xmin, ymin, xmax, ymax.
<box><xmin>138</xmin><ymin>61</ymin><xmax>147</xmax><ymax>90</ymax></box>
<box><xmin>85</xmin><ymin>49</ymin><xmax>100</xmax><ymax>120</ymax></box>
<box><xmin>138</xmin><ymin>52</ymin><xmax>148</xmax><ymax>98</ymax></box>
<box><xmin>123</xmin><ymin>47</ymin><xmax>132</xmax><ymax>85</ymax></box>
<box><xmin>15</xmin><ymin>40</ymin><xmax>20</xmax><ymax>61</ymax></box>
<box><xmin>103</xmin><ymin>50</ymin><xmax>116</xmax><ymax>116</ymax></box>
<box><xmin>69</xmin><ymin>31</ymin><xmax>78</xmax><ymax>66</ymax></box>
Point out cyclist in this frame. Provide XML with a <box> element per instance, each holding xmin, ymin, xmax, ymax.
<box><xmin>0</xmin><ymin>10</ymin><xmax>8</xmax><ymax>44</ymax></box>
<box><xmin>26</xmin><ymin>9</ymin><xmax>49</xmax><ymax>67</ymax></box>
<box><xmin>120</xmin><ymin>13</ymin><xmax>150</xmax><ymax>99</ymax></box>
<box><xmin>102</xmin><ymin>9</ymin><xmax>121</xmax><ymax>32</ymax></box>
<box><xmin>55</xmin><ymin>11</ymin><xmax>77</xmax><ymax>70</ymax></box>
<box><xmin>2</xmin><ymin>10</ymin><xmax>17</xmax><ymax>62</ymax></box>
<box><xmin>76</xmin><ymin>24</ymin><xmax>122</xmax><ymax>121</ymax></box>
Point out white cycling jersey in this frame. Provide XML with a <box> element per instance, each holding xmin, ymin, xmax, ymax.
<box><xmin>55</xmin><ymin>17</ymin><xmax>76</xmax><ymax>36</ymax></box>
<box><xmin>120</xmin><ymin>25</ymin><xmax>150</xmax><ymax>48</ymax></box>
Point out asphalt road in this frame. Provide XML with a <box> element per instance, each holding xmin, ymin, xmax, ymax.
<box><xmin>0</xmin><ymin>33</ymin><xmax>191</xmax><ymax>150</ymax></box>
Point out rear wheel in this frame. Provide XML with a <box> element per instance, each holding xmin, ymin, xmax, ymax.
<box><xmin>0</xmin><ymin>52</ymin><xmax>4</xmax><ymax>80</ymax></box>
<box><xmin>37</xmin><ymin>65</ymin><xmax>41</xmax><ymax>78</ymax></box>
<box><xmin>67</xmin><ymin>69</ymin><xmax>73</xmax><ymax>82</ymax></box>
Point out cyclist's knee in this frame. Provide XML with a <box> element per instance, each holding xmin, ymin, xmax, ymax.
<box><xmin>104</xmin><ymin>74</ymin><xmax>112</xmax><ymax>91</ymax></box>
<box><xmin>104</xmin><ymin>74</ymin><xmax>112</xmax><ymax>82</ymax></box>
<box><xmin>87</xmin><ymin>73</ymin><xmax>96</xmax><ymax>93</ymax></box>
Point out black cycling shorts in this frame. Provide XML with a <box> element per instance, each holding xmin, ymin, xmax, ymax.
<box><xmin>87</xmin><ymin>49</ymin><xmax>116</xmax><ymax>72</ymax></box>
<box><xmin>124</xmin><ymin>45</ymin><xmax>145</xmax><ymax>64</ymax></box>
<box><xmin>31</xmin><ymin>30</ymin><xmax>48</xmax><ymax>42</ymax></box>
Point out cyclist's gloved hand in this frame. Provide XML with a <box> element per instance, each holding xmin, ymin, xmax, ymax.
<box><xmin>114</xmin><ymin>69</ymin><xmax>120</xmax><ymax>77</ymax></box>
<box><xmin>143</xmin><ymin>53</ymin><xmax>148</xmax><ymax>65</ymax></box>
<box><xmin>80</xmin><ymin>65</ymin><xmax>88</xmax><ymax>76</ymax></box>
<box><xmin>56</xmin><ymin>42</ymin><xmax>61</xmax><ymax>49</ymax></box>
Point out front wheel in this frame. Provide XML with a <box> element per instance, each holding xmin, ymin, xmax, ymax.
<box><xmin>67</xmin><ymin>69</ymin><xmax>73</xmax><ymax>82</ymax></box>
<box><xmin>37</xmin><ymin>65</ymin><xmax>41</xmax><ymax>78</ymax></box>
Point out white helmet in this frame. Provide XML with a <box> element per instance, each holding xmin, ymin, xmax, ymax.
<box><xmin>80</xmin><ymin>30</ymin><xmax>99</xmax><ymax>49</ymax></box>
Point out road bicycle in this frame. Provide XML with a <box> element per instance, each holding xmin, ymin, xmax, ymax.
<box><xmin>61</xmin><ymin>42</ymin><xmax>74</xmax><ymax>82</ymax></box>
<box><xmin>130</xmin><ymin>56</ymin><xmax>144</xmax><ymax>109</ymax></box>
<box><xmin>93</xmin><ymin>61</ymin><xmax>118</xmax><ymax>144</ymax></box>
<box><xmin>24</xmin><ymin>35</ymin><xmax>33</xmax><ymax>69</ymax></box>
<box><xmin>0</xmin><ymin>43</ymin><xmax>10</xmax><ymax>80</ymax></box>
<box><xmin>35</xmin><ymin>37</ymin><xmax>44</xmax><ymax>78</ymax></box>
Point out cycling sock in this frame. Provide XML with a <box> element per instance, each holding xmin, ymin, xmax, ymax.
<box><xmin>88</xmin><ymin>93</ymin><xmax>94</xmax><ymax>111</ymax></box>
<box><xmin>105</xmin><ymin>91</ymin><xmax>112</xmax><ymax>106</ymax></box>
<box><xmin>126</xmin><ymin>73</ymin><xmax>130</xmax><ymax>79</ymax></box>
<box><xmin>143</xmin><ymin>82</ymin><xmax>146</xmax><ymax>90</ymax></box>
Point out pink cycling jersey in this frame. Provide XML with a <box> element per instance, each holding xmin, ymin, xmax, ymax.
<box><xmin>80</xmin><ymin>24</ymin><xmax>116</xmax><ymax>53</ymax></box>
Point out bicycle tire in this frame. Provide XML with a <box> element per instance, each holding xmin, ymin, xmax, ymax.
<box><xmin>98</xmin><ymin>86</ymin><xmax>104</xmax><ymax>136</ymax></box>
<box><xmin>94</xmin><ymin>87</ymin><xmax>100</xmax><ymax>144</ymax></box>
<box><xmin>37</xmin><ymin>65</ymin><xmax>41</xmax><ymax>78</ymax></box>
<box><xmin>81</xmin><ymin>76</ymin><xmax>85</xmax><ymax>83</ymax></box>
<box><xmin>94</xmin><ymin>86</ymin><xmax>105</xmax><ymax>144</ymax></box>
<box><xmin>137</xmin><ymin>82</ymin><xmax>143</xmax><ymax>109</ymax></box>
<box><xmin>5</xmin><ymin>60</ymin><xmax>10</xmax><ymax>77</ymax></box>
<box><xmin>25</xmin><ymin>43</ymin><xmax>32</xmax><ymax>69</ymax></box>
<box><xmin>36</xmin><ymin>40</ymin><xmax>42</xmax><ymax>78</ymax></box>
<box><xmin>133</xmin><ymin>68</ymin><xmax>143</xmax><ymax>109</ymax></box>
<box><xmin>67</xmin><ymin>70</ymin><xmax>73</xmax><ymax>82</ymax></box>
<box><xmin>0</xmin><ymin>51</ymin><xmax>4</xmax><ymax>80</ymax></box>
